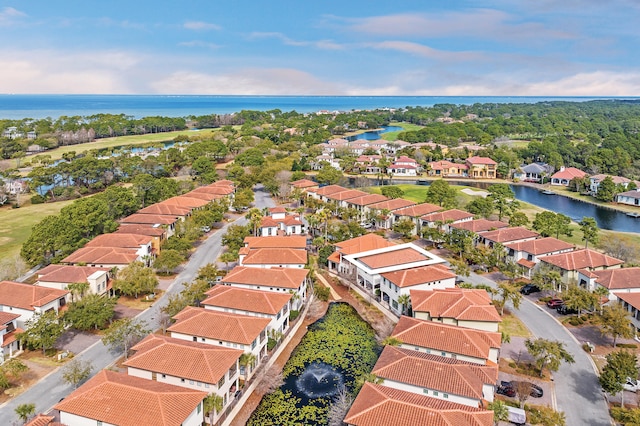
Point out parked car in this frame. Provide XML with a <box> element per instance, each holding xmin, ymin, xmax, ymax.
<box><xmin>510</xmin><ymin>381</ymin><xmax>544</xmax><ymax>398</ymax></box>
<box><xmin>624</xmin><ymin>377</ymin><xmax>639</xmax><ymax>392</ymax></box>
<box><xmin>360</xmin><ymin>222</ymin><xmax>373</xmax><ymax>229</ymax></box>
<box><xmin>546</xmin><ymin>298</ymin><xmax>564</xmax><ymax>308</ymax></box>
<box><xmin>556</xmin><ymin>305</ymin><xmax>578</xmax><ymax>315</ymax></box>
<box><xmin>520</xmin><ymin>284</ymin><xmax>541</xmax><ymax>295</ymax></box>
<box><xmin>496</xmin><ymin>383</ymin><xmax>516</xmax><ymax>397</ymax></box>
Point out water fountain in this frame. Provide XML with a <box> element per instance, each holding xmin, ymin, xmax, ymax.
<box><xmin>294</xmin><ymin>362</ymin><xmax>344</xmax><ymax>399</ymax></box>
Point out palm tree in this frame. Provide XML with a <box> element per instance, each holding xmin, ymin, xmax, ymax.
<box><xmin>204</xmin><ymin>394</ymin><xmax>224</xmax><ymax>425</ymax></box>
<box><xmin>15</xmin><ymin>403</ymin><xmax>35</xmax><ymax>423</ymax></box>
<box><xmin>488</xmin><ymin>401</ymin><xmax>509</xmax><ymax>426</ymax></box>
<box><xmin>397</xmin><ymin>294</ymin><xmax>411</xmax><ymax>316</ymax></box>
<box><xmin>67</xmin><ymin>282</ymin><xmax>90</xmax><ymax>302</ymax></box>
<box><xmin>239</xmin><ymin>353</ymin><xmax>257</xmax><ymax>378</ymax></box>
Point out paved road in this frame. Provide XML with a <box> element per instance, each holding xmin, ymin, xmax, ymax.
<box><xmin>0</xmin><ymin>186</ymin><xmax>275</xmax><ymax>424</ymax></box>
<box><xmin>465</xmin><ymin>272</ymin><xmax>611</xmax><ymax>426</ymax></box>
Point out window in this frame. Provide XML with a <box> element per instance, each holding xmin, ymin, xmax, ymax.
<box><xmin>98</xmin><ymin>422</ymin><xmax>103</xmax><ymax>426</ymax></box>
<box><xmin>205</xmin><ymin>383</ymin><xmax>210</xmax><ymax>388</ymax></box>
<box><xmin>189</xmin><ymin>380</ymin><xmax>194</xmax><ymax>385</ymax></box>
<box><xmin>181</xmin><ymin>378</ymin><xmax>185</xmax><ymax>383</ymax></box>
<box><xmin>218</xmin><ymin>376</ymin><xmax>225</xmax><ymax>388</ymax></box>
<box><xmin>197</xmin><ymin>403</ymin><xmax>201</xmax><ymax>414</ymax></box>
<box><xmin>433</xmin><ymin>391</ymin><xmax>439</xmax><ymax>396</ymax></box>
<box><xmin>443</xmin><ymin>393</ymin><xmax>449</xmax><ymax>399</ymax></box>
<box><xmin>161</xmin><ymin>374</ymin><xmax>166</xmax><ymax>379</ymax></box>
<box><xmin>201</xmin><ymin>337</ymin><xmax>205</xmax><ymax>342</ymax></box>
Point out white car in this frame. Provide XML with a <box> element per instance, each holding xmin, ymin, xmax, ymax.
<box><xmin>360</xmin><ymin>222</ymin><xmax>373</xmax><ymax>229</ymax></box>
<box><xmin>624</xmin><ymin>377</ymin><xmax>639</xmax><ymax>392</ymax></box>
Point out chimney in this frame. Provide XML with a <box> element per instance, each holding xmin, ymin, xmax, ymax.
<box><xmin>560</xmin><ymin>166</ymin><xmax>565</xmax><ymax>172</ymax></box>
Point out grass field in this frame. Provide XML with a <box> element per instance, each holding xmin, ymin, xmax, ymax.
<box><xmin>381</xmin><ymin>122</ymin><xmax>423</xmax><ymax>141</ymax></box>
<box><xmin>0</xmin><ymin>199</ymin><xmax>75</xmax><ymax>263</ymax></box>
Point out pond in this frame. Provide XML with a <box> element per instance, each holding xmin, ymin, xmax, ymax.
<box><xmin>247</xmin><ymin>302</ymin><xmax>380</xmax><ymax>426</ymax></box>
<box><xmin>345</xmin><ymin>125</ymin><xmax>403</xmax><ymax>141</ymax></box>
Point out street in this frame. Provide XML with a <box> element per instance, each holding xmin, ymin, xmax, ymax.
<box><xmin>0</xmin><ymin>185</ymin><xmax>275</xmax><ymax>424</ymax></box>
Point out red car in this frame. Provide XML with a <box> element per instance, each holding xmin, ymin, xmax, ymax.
<box><xmin>546</xmin><ymin>298</ymin><xmax>564</xmax><ymax>308</ymax></box>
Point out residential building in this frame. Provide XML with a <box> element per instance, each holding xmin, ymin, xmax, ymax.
<box><xmin>306</xmin><ymin>184</ymin><xmax>349</xmax><ymax>202</ymax></box>
<box><xmin>616</xmin><ymin>188</ymin><xmax>640</xmax><ymax>206</ymax></box>
<box><xmin>258</xmin><ymin>210</ymin><xmax>304</xmax><ymax>236</ymax></box>
<box><xmin>328</xmin><ymin>234</ymin><xmax>396</xmax><ymax>277</ymax></box>
<box><xmin>421</xmin><ymin>209</ymin><xmax>474</xmax><ymax>233</ymax></box>
<box><xmin>589</xmin><ymin>174</ymin><xmax>635</xmax><ymax>194</ymax></box>
<box><xmin>427</xmin><ymin>160</ymin><xmax>469</xmax><ymax>178</ymax></box>
<box><xmin>290</xmin><ymin>178</ymin><xmax>319</xmax><ymax>192</ymax></box>
<box><xmin>354</xmin><ymin>155</ymin><xmax>383</xmax><ymax>174</ymax></box>
<box><xmin>84</xmin><ymin>233</ymin><xmax>154</xmax><ymax>258</ymax></box>
<box><xmin>411</xmin><ymin>288</ymin><xmax>501</xmax><ymax>332</ymax></box>
<box><xmin>119</xmin><ymin>214</ymin><xmax>179</xmax><ymax>237</ymax></box>
<box><xmin>202</xmin><ymin>286</ymin><xmax>292</xmax><ymax>334</ymax></box>
<box><xmin>614</xmin><ymin>293</ymin><xmax>640</xmax><ymax>337</ymax></box>
<box><xmin>0</xmin><ymin>312</ymin><xmax>21</xmax><ymax>363</ymax></box>
<box><xmin>388</xmin><ymin>156</ymin><xmax>419</xmax><ymax>177</ymax></box>
<box><xmin>371</xmin><ymin>346</ymin><xmax>498</xmax><ymax>407</ymax></box>
<box><xmin>61</xmin><ymin>246</ymin><xmax>143</xmax><ymax>269</ymax></box>
<box><xmin>161</xmin><ymin>195</ymin><xmax>210</xmax><ymax>210</ymax></box>
<box><xmin>450</xmin><ymin>219</ymin><xmax>509</xmax><ymax>234</ymax></box>
<box><xmin>54</xmin><ymin>370</ymin><xmax>207</xmax><ymax>426</ymax></box>
<box><xmin>343</xmin><ymin>193</ymin><xmax>389</xmax><ymax>220</ymax></box>
<box><xmin>36</xmin><ymin>264</ymin><xmax>111</xmax><ymax>298</ymax></box>
<box><xmin>137</xmin><ymin>202</ymin><xmax>193</xmax><ymax>218</ymax></box>
<box><xmin>390</xmin><ymin>316</ymin><xmax>501</xmax><ymax>364</ymax></box>
<box><xmin>239</xmin><ymin>247</ymin><xmax>307</xmax><ymax>269</ymax></box>
<box><xmin>0</xmin><ymin>281</ymin><xmax>68</xmax><ymax>328</ymax></box>
<box><xmin>504</xmin><ymin>237</ymin><xmax>575</xmax><ymax>277</ymax></box>
<box><xmin>513</xmin><ymin>163</ymin><xmax>553</xmax><ymax>183</ymax></box>
<box><xmin>476</xmin><ymin>227</ymin><xmax>539</xmax><ymax>248</ymax></box>
<box><xmin>465</xmin><ymin>157</ymin><xmax>497</xmax><ymax>179</ymax></box>
<box><xmin>364</xmin><ymin>198</ymin><xmax>417</xmax><ymax>229</ymax></box>
<box><xmin>115</xmin><ymin>224</ymin><xmax>167</xmax><ymax>253</ymax></box>
<box><xmin>325</xmin><ymin>189</ymin><xmax>369</xmax><ymax>206</ymax></box>
<box><xmin>392</xmin><ymin>202</ymin><xmax>442</xmax><ymax>235</ymax></box>
<box><xmin>124</xmin><ymin>334</ymin><xmax>241</xmax><ymax>423</ymax></box>
<box><xmin>344</xmin><ymin>382</ymin><xmax>493</xmax><ymax>426</ymax></box>
<box><xmin>242</xmin><ymin>235</ymin><xmax>308</xmax><ymax>251</ymax></box>
<box><xmin>577</xmin><ymin>267</ymin><xmax>640</xmax><ymax>301</ymax></box>
<box><xmin>312</xmin><ymin>154</ymin><xmax>341</xmax><ymax>170</ymax></box>
<box><xmin>539</xmin><ymin>248</ymin><xmax>624</xmax><ymax>285</ymax></box>
<box><xmin>550</xmin><ymin>166</ymin><xmax>588</xmax><ymax>186</ymax></box>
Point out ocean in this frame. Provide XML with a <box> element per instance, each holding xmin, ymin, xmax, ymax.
<box><xmin>0</xmin><ymin>94</ymin><xmax>634</xmax><ymax>120</ymax></box>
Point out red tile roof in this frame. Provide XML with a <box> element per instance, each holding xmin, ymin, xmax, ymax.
<box><xmin>326</xmin><ymin>189</ymin><xmax>369</xmax><ymax>201</ymax></box>
<box><xmin>0</xmin><ymin>281</ymin><xmax>68</xmax><ymax>311</ymax></box>
<box><xmin>243</xmin><ymin>236</ymin><xmax>307</xmax><ymax>249</ymax></box>
<box><xmin>422</xmin><ymin>209</ymin><xmax>474</xmax><ymax>223</ymax></box>
<box><xmin>372</xmin><ymin>346</ymin><xmax>498</xmax><ymax>399</ymax></box>
<box><xmin>613</xmin><ymin>292</ymin><xmax>640</xmax><ymax>310</ymax></box>
<box><xmin>451</xmin><ymin>219</ymin><xmax>509</xmax><ymax>233</ymax></box>
<box><xmin>0</xmin><ymin>311</ymin><xmax>20</xmax><ymax>326</ymax></box>
<box><xmin>478</xmin><ymin>227</ymin><xmax>539</xmax><ymax>243</ymax></box>
<box><xmin>202</xmin><ymin>285</ymin><xmax>292</xmax><ymax>315</ymax></box>
<box><xmin>381</xmin><ymin>264</ymin><xmax>455</xmax><ymax>288</ymax></box>
<box><xmin>391</xmin><ymin>316</ymin><xmax>501</xmax><ymax>360</ymax></box>
<box><xmin>124</xmin><ymin>334</ymin><xmax>242</xmax><ymax>384</ymax></box>
<box><xmin>191</xmin><ymin>186</ymin><xmax>234</xmax><ymax>195</ymax></box>
<box><xmin>37</xmin><ymin>264</ymin><xmax>110</xmax><ymax>284</ymax></box>
<box><xmin>25</xmin><ymin>414</ymin><xmax>55</xmax><ymax>426</ymax></box>
<box><xmin>62</xmin><ymin>247</ymin><xmax>140</xmax><ymax>265</ymax></box>
<box><xmin>411</xmin><ymin>288</ymin><xmax>501</xmax><ymax>323</ymax></box>
<box><xmin>183</xmin><ymin>191</ymin><xmax>223</xmax><ymax>202</ymax></box>
<box><xmin>393</xmin><ymin>202</ymin><xmax>442</xmax><ymax>217</ymax></box>
<box><xmin>367</xmin><ymin>198</ymin><xmax>416</xmax><ymax>211</ymax></box>
<box><xmin>308</xmin><ymin>184</ymin><xmax>348</xmax><ymax>196</ymax></box>
<box><xmin>344</xmin><ymin>382</ymin><xmax>493</xmax><ymax>426</ymax></box>
<box><xmin>221</xmin><ymin>266</ymin><xmax>308</xmax><ymax>289</ymax></box>
<box><xmin>551</xmin><ymin>167</ymin><xmax>588</xmax><ymax>181</ymax></box>
<box><xmin>161</xmin><ymin>196</ymin><xmax>209</xmax><ymax>209</ymax></box>
<box><xmin>137</xmin><ymin>203</ymin><xmax>192</xmax><ymax>216</ymax></box>
<box><xmin>242</xmin><ymin>248</ymin><xmax>307</xmax><ymax>265</ymax></box>
<box><xmin>54</xmin><ymin>370</ymin><xmax>206</xmax><ymax>426</ymax></box>
<box><xmin>168</xmin><ymin>307</ymin><xmax>270</xmax><ymax>345</ymax></box>
<box><xmin>115</xmin><ymin>224</ymin><xmax>167</xmax><ymax>237</ymax></box>
<box><xmin>592</xmin><ymin>268</ymin><xmax>640</xmax><ymax>290</ymax></box>
<box><xmin>358</xmin><ymin>247</ymin><xmax>428</xmax><ymax>269</ymax></box>
<box><xmin>85</xmin><ymin>233</ymin><xmax>152</xmax><ymax>249</ymax></box>
<box><xmin>291</xmin><ymin>179</ymin><xmax>319</xmax><ymax>189</ymax></box>
<box><xmin>346</xmin><ymin>193</ymin><xmax>389</xmax><ymax>206</ymax></box>
<box><xmin>334</xmin><ymin>234</ymin><xmax>396</xmax><ymax>255</ymax></box>
<box><xmin>541</xmin><ymin>248</ymin><xmax>623</xmax><ymax>271</ymax></box>
<box><xmin>120</xmin><ymin>214</ymin><xmax>179</xmax><ymax>225</ymax></box>
<box><xmin>505</xmin><ymin>237</ymin><xmax>574</xmax><ymax>255</ymax></box>
<box><xmin>466</xmin><ymin>156</ymin><xmax>497</xmax><ymax>165</ymax></box>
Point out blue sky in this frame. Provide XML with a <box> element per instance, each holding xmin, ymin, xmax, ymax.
<box><xmin>1</xmin><ymin>0</ymin><xmax>639</xmax><ymax>95</ymax></box>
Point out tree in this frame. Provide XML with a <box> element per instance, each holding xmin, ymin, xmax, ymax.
<box><xmin>197</xmin><ymin>263</ymin><xmax>220</xmax><ymax>286</ymax></box>
<box><xmin>595</xmin><ymin>176</ymin><xmax>617</xmax><ymax>202</ymax></box>
<box><xmin>380</xmin><ymin>185</ymin><xmax>404</xmax><ymax>199</ymax></box>
<box><xmin>14</xmin><ymin>403</ymin><xmax>35</xmax><ymax>423</ymax></box>
<box><xmin>450</xmin><ymin>258</ymin><xmax>470</xmax><ymax>278</ymax></box>
<box><xmin>425</xmin><ymin>179</ymin><xmax>457</xmax><ymax>208</ymax></box>
<box><xmin>67</xmin><ymin>282</ymin><xmax>89</xmax><ymax>303</ymax></box>
<box><xmin>112</xmin><ymin>261</ymin><xmax>158</xmax><ymax>298</ymax></box>
<box><xmin>488</xmin><ymin>400</ymin><xmax>509</xmax><ymax>426</ymax></box>
<box><xmin>220</xmin><ymin>251</ymin><xmax>238</xmax><ymax>271</ymax></box>
<box><xmin>247</xmin><ymin>207</ymin><xmax>264</xmax><ymax>235</ymax></box>
<box><xmin>579</xmin><ymin>216</ymin><xmax>599</xmax><ymax>249</ymax></box>
<box><xmin>508</xmin><ymin>211</ymin><xmax>529</xmax><ymax>227</ymax></box>
<box><xmin>599</xmin><ymin>304</ymin><xmax>634</xmax><ymax>347</ymax></box>
<box><xmin>397</xmin><ymin>294</ymin><xmax>411</xmax><ymax>316</ymax></box>
<box><xmin>531</xmin><ymin>268</ymin><xmax>563</xmax><ymax>296</ymax></box>
<box><xmin>513</xmin><ymin>380</ymin><xmax>533</xmax><ymax>408</ymax></box>
<box><xmin>488</xmin><ymin>183</ymin><xmax>520</xmax><ymax>221</ymax></box>
<box><xmin>466</xmin><ymin>196</ymin><xmax>494</xmax><ymax>219</ymax></box>
<box><xmin>316</xmin><ymin>163</ymin><xmax>343</xmax><ymax>185</ymax></box>
<box><xmin>599</xmin><ymin>234</ymin><xmax>640</xmax><ymax>263</ymax></box>
<box><xmin>64</xmin><ymin>294</ymin><xmax>117</xmax><ymax>330</ymax></box>
<box><xmin>61</xmin><ymin>358</ymin><xmax>93</xmax><ymax>389</ymax></box>
<box><xmin>327</xmin><ymin>385</ymin><xmax>354</xmax><ymax>426</ymax></box>
<box><xmin>392</xmin><ymin>218</ymin><xmax>416</xmax><ymax>239</ymax></box>
<box><xmin>102</xmin><ymin>318</ymin><xmax>150</xmax><ymax>359</ymax></box>
<box><xmin>232</xmin><ymin>187</ymin><xmax>255</xmax><ymax>211</ymax></box>
<box><xmin>153</xmin><ymin>249</ymin><xmax>185</xmax><ymax>275</ymax></box>
<box><xmin>599</xmin><ymin>350</ymin><xmax>638</xmax><ymax>408</ymax></box>
<box><xmin>562</xmin><ymin>285</ymin><xmax>598</xmax><ymax>318</ymax></box>
<box><xmin>19</xmin><ymin>310</ymin><xmax>64</xmax><ymax>355</ymax></box>
<box><xmin>532</xmin><ymin>211</ymin><xmax>572</xmax><ymax>239</ymax></box>
<box><xmin>204</xmin><ymin>393</ymin><xmax>224</xmax><ymax>425</ymax></box>
<box><xmin>493</xmin><ymin>282</ymin><xmax>522</xmax><ymax>315</ymax></box>
<box><xmin>525</xmin><ymin>338</ymin><xmax>575</xmax><ymax>377</ymax></box>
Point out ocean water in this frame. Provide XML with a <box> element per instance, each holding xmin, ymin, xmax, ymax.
<box><xmin>0</xmin><ymin>95</ymin><xmax>633</xmax><ymax>120</ymax></box>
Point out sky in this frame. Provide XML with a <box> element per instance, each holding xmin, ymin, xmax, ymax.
<box><xmin>1</xmin><ymin>0</ymin><xmax>640</xmax><ymax>96</ymax></box>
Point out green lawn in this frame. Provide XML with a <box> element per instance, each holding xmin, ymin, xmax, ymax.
<box><xmin>0</xmin><ymin>199</ymin><xmax>75</xmax><ymax>263</ymax></box>
<box><xmin>381</xmin><ymin>122</ymin><xmax>423</xmax><ymax>141</ymax></box>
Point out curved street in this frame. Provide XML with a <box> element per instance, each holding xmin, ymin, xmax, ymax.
<box><xmin>0</xmin><ymin>186</ymin><xmax>275</xmax><ymax>424</ymax></box>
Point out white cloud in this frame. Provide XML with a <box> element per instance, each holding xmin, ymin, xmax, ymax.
<box><xmin>184</xmin><ymin>21</ymin><xmax>221</xmax><ymax>31</ymax></box>
<box><xmin>0</xmin><ymin>6</ymin><xmax>26</xmax><ymax>26</ymax></box>
<box><xmin>369</xmin><ymin>41</ymin><xmax>485</xmax><ymax>62</ymax></box>
<box><xmin>248</xmin><ymin>32</ymin><xmax>345</xmax><ymax>50</ymax></box>
<box><xmin>178</xmin><ymin>40</ymin><xmax>221</xmax><ymax>49</ymax></box>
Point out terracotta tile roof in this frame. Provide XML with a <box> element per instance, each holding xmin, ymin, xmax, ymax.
<box><xmin>613</xmin><ymin>292</ymin><xmax>640</xmax><ymax>310</ymax></box>
<box><xmin>592</xmin><ymin>268</ymin><xmax>640</xmax><ymax>290</ymax></box>
<box><xmin>346</xmin><ymin>193</ymin><xmax>389</xmax><ymax>206</ymax></box>
<box><xmin>25</xmin><ymin>414</ymin><xmax>55</xmax><ymax>426</ymax></box>
<box><xmin>367</xmin><ymin>198</ymin><xmax>416</xmax><ymax>211</ymax></box>
<box><xmin>161</xmin><ymin>196</ymin><xmax>209</xmax><ymax>209</ymax></box>
<box><xmin>54</xmin><ymin>370</ymin><xmax>206</xmax><ymax>426</ymax></box>
<box><xmin>327</xmin><ymin>251</ymin><xmax>341</xmax><ymax>264</ymax></box>
<box><xmin>168</xmin><ymin>306</ymin><xmax>270</xmax><ymax>345</ymax></box>
<box><xmin>124</xmin><ymin>334</ymin><xmax>242</xmax><ymax>384</ymax></box>
<box><xmin>260</xmin><ymin>215</ymin><xmax>302</xmax><ymax>228</ymax></box>
<box><xmin>211</xmin><ymin>180</ymin><xmax>235</xmax><ymax>187</ymax></box>
<box><xmin>344</xmin><ymin>382</ymin><xmax>493</xmax><ymax>426</ymax></box>
<box><xmin>391</xmin><ymin>316</ymin><xmax>501</xmax><ymax>361</ymax></box>
<box><xmin>395</xmin><ymin>155</ymin><xmax>418</xmax><ymax>164</ymax></box>
<box><xmin>1</xmin><ymin>328</ymin><xmax>23</xmax><ymax>347</ymax></box>
<box><xmin>37</xmin><ymin>264</ymin><xmax>110</xmax><ymax>284</ymax></box>
<box><xmin>591</xmin><ymin>174</ymin><xmax>632</xmax><ymax>185</ymax></box>
<box><xmin>334</xmin><ymin>234</ymin><xmax>396</xmax><ymax>255</ymax></box>
<box><xmin>466</xmin><ymin>156</ymin><xmax>497</xmax><ymax>165</ymax></box>
<box><xmin>451</xmin><ymin>219</ymin><xmax>509</xmax><ymax>233</ymax></box>
<box><xmin>411</xmin><ymin>289</ymin><xmax>501</xmax><ymax>323</ymax></box>
<box><xmin>243</xmin><ymin>236</ymin><xmax>307</xmax><ymax>249</ymax></box>
<box><xmin>115</xmin><ymin>224</ymin><xmax>167</xmax><ymax>237</ymax></box>
<box><xmin>393</xmin><ymin>202</ymin><xmax>442</xmax><ymax>217</ymax></box>
<box><xmin>242</xmin><ymin>248</ymin><xmax>307</xmax><ymax>265</ymax></box>
<box><xmin>381</xmin><ymin>264</ymin><xmax>455</xmax><ymax>288</ymax></box>
<box><xmin>202</xmin><ymin>285</ymin><xmax>292</xmax><ymax>315</ymax></box>
<box><xmin>0</xmin><ymin>281</ymin><xmax>68</xmax><ymax>311</ymax></box>
<box><xmin>221</xmin><ymin>266</ymin><xmax>308</xmax><ymax>289</ymax></box>
<box><xmin>183</xmin><ymin>191</ymin><xmax>223</xmax><ymax>202</ymax></box>
<box><xmin>478</xmin><ymin>227</ymin><xmax>539</xmax><ymax>243</ymax></box>
<box><xmin>308</xmin><ymin>184</ymin><xmax>348</xmax><ymax>196</ymax></box>
<box><xmin>541</xmin><ymin>248</ymin><xmax>623</xmax><ymax>271</ymax></box>
<box><xmin>85</xmin><ymin>233</ymin><xmax>152</xmax><ymax>249</ymax></box>
<box><xmin>372</xmin><ymin>346</ymin><xmax>498</xmax><ymax>399</ymax></box>
<box><xmin>291</xmin><ymin>179</ymin><xmax>319</xmax><ymax>189</ymax></box>
<box><xmin>137</xmin><ymin>203</ymin><xmax>191</xmax><ymax>216</ymax></box>
<box><xmin>505</xmin><ymin>237</ymin><xmax>574</xmax><ymax>255</ymax></box>
<box><xmin>62</xmin><ymin>247</ymin><xmax>140</xmax><ymax>265</ymax></box>
<box><xmin>517</xmin><ymin>258</ymin><xmax>536</xmax><ymax>269</ymax></box>
<box><xmin>429</xmin><ymin>160</ymin><xmax>469</xmax><ymax>171</ymax></box>
<box><xmin>326</xmin><ymin>189</ymin><xmax>369</xmax><ymax>201</ymax></box>
<box><xmin>191</xmin><ymin>186</ymin><xmax>234</xmax><ymax>195</ymax></box>
<box><xmin>259</xmin><ymin>217</ymin><xmax>279</xmax><ymax>227</ymax></box>
<box><xmin>120</xmin><ymin>213</ymin><xmax>179</xmax><ymax>225</ymax></box>
<box><xmin>422</xmin><ymin>209</ymin><xmax>474</xmax><ymax>223</ymax></box>
<box><xmin>551</xmin><ymin>167</ymin><xmax>587</xmax><ymax>180</ymax></box>
<box><xmin>269</xmin><ymin>207</ymin><xmax>287</xmax><ymax>213</ymax></box>
<box><xmin>358</xmin><ymin>247</ymin><xmax>428</xmax><ymax>269</ymax></box>
<box><xmin>0</xmin><ymin>311</ymin><xmax>20</xmax><ymax>325</ymax></box>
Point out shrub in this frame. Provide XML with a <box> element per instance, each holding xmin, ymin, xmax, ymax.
<box><xmin>267</xmin><ymin>337</ymin><xmax>277</xmax><ymax>351</ymax></box>
<box><xmin>618</xmin><ymin>343</ymin><xmax>638</xmax><ymax>349</ymax></box>
<box><xmin>289</xmin><ymin>310</ymin><xmax>300</xmax><ymax>321</ymax></box>
<box><xmin>314</xmin><ymin>285</ymin><xmax>330</xmax><ymax>302</ymax></box>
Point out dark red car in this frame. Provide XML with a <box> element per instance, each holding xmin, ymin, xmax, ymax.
<box><xmin>546</xmin><ymin>298</ymin><xmax>564</xmax><ymax>308</ymax></box>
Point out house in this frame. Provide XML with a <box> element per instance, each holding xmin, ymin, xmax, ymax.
<box><xmin>589</xmin><ymin>174</ymin><xmax>635</xmax><ymax>194</ymax></box>
<box><xmin>220</xmin><ymin>266</ymin><xmax>308</xmax><ymax>310</ymax></box>
<box><xmin>182</xmin><ymin>190</ymin><xmax>224</xmax><ymax>202</ymax></box>
<box><xmin>392</xmin><ymin>202</ymin><xmax>442</xmax><ymax>235</ymax></box>
<box><xmin>344</xmin><ymin>382</ymin><xmax>493</xmax><ymax>426</ymax></box>
<box><xmin>577</xmin><ymin>267</ymin><xmax>640</xmax><ymax>301</ymax></box>
<box><xmin>168</xmin><ymin>307</ymin><xmax>270</xmax><ymax>379</ymax></box>
<box><xmin>258</xmin><ymin>210</ymin><xmax>304</xmax><ymax>236</ymax></box>
<box><xmin>388</xmin><ymin>156</ymin><xmax>420</xmax><ymax>177</ymax></box>
<box><xmin>124</xmin><ymin>334</ymin><xmax>241</xmax><ymax>423</ymax></box>
<box><xmin>390</xmin><ymin>316</ymin><xmax>501</xmax><ymax>364</ymax></box>
<box><xmin>616</xmin><ymin>189</ymin><xmax>640</xmax><ymax>206</ymax></box>
<box><xmin>364</xmin><ymin>198</ymin><xmax>417</xmax><ymax>229</ymax></box>
<box><xmin>239</xmin><ymin>247</ymin><xmax>307</xmax><ymax>269</ymax></box>
<box><xmin>84</xmin><ymin>233</ymin><xmax>154</xmax><ymax>258</ymax></box>
<box><xmin>242</xmin><ymin>235</ymin><xmax>308</xmax><ymax>250</ymax></box>
<box><xmin>539</xmin><ymin>248</ymin><xmax>624</xmax><ymax>286</ymax></box>
<box><xmin>54</xmin><ymin>370</ymin><xmax>207</xmax><ymax>426</ymax></box>
<box><xmin>119</xmin><ymin>213</ymin><xmax>180</xmax><ymax>238</ymax></box>
<box><xmin>411</xmin><ymin>288</ymin><xmax>502</xmax><ymax>332</ymax></box>
<box><xmin>371</xmin><ymin>346</ymin><xmax>498</xmax><ymax>407</ymax></box>
<box><xmin>202</xmin><ymin>286</ymin><xmax>292</xmax><ymax>335</ymax></box>
<box><xmin>24</xmin><ymin>414</ymin><xmax>55</xmax><ymax>426</ymax></box>
<box><xmin>465</xmin><ymin>157</ymin><xmax>497</xmax><ymax>179</ymax></box>
<box><xmin>550</xmin><ymin>166</ymin><xmax>588</xmax><ymax>186</ymax></box>
<box><xmin>306</xmin><ymin>184</ymin><xmax>348</xmax><ymax>201</ymax></box>
<box><xmin>343</xmin><ymin>193</ymin><xmax>389</xmax><ymax>220</ymax></box>
<box><xmin>161</xmin><ymin>195</ymin><xmax>210</xmax><ymax>210</ymax></box>
<box><xmin>290</xmin><ymin>178</ymin><xmax>319</xmax><ymax>192</ymax></box>
<box><xmin>325</xmin><ymin>189</ymin><xmax>369</xmax><ymax>207</ymax></box>
<box><xmin>328</xmin><ymin>234</ymin><xmax>396</xmax><ymax>277</ymax></box>
<box><xmin>476</xmin><ymin>227</ymin><xmax>539</xmax><ymax>248</ymax></box>
<box><xmin>115</xmin><ymin>224</ymin><xmax>167</xmax><ymax>253</ymax></box>
<box><xmin>450</xmin><ymin>219</ymin><xmax>509</xmax><ymax>234</ymax></box>
<box><xmin>312</xmin><ymin>154</ymin><xmax>341</xmax><ymax>170</ymax></box>
<box><xmin>0</xmin><ymin>312</ymin><xmax>21</xmax><ymax>363</ymax></box>
<box><xmin>613</xmin><ymin>293</ymin><xmax>640</xmax><ymax>337</ymax></box>
<box><xmin>513</xmin><ymin>163</ymin><xmax>553</xmax><ymax>183</ymax></box>
<box><xmin>3</xmin><ymin>178</ymin><xmax>29</xmax><ymax>195</ymax></box>
<box><xmin>427</xmin><ymin>160</ymin><xmax>469</xmax><ymax>178</ymax></box>
<box><xmin>380</xmin><ymin>265</ymin><xmax>457</xmax><ymax>316</ymax></box>
<box><xmin>504</xmin><ymin>237</ymin><xmax>575</xmax><ymax>277</ymax></box>
<box><xmin>137</xmin><ymin>202</ymin><xmax>192</xmax><ymax>219</ymax></box>
<box><xmin>36</xmin><ymin>264</ymin><xmax>111</xmax><ymax>298</ymax></box>
<box><xmin>421</xmin><ymin>209</ymin><xmax>474</xmax><ymax>233</ymax></box>
<box><xmin>61</xmin><ymin>246</ymin><xmax>143</xmax><ymax>269</ymax></box>
<box><xmin>354</xmin><ymin>155</ymin><xmax>383</xmax><ymax>174</ymax></box>
<box><xmin>0</xmin><ymin>281</ymin><xmax>68</xmax><ymax>328</ymax></box>
<box><xmin>190</xmin><ymin>185</ymin><xmax>235</xmax><ymax>199</ymax></box>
